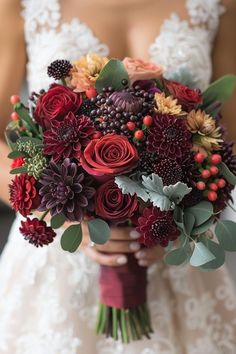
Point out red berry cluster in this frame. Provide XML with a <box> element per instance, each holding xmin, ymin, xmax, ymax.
<box><xmin>10</xmin><ymin>95</ymin><xmax>21</xmax><ymax>121</ymax></box>
<box><xmin>127</xmin><ymin>115</ymin><xmax>153</xmax><ymax>141</ymax></box>
<box><xmin>194</xmin><ymin>152</ymin><xmax>226</xmax><ymax>202</ymax></box>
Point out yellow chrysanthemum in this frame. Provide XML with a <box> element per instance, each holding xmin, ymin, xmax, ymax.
<box><xmin>154</xmin><ymin>93</ymin><xmax>183</xmax><ymax>115</ymax></box>
<box><xmin>69</xmin><ymin>53</ymin><xmax>108</xmax><ymax>92</ymax></box>
<box><xmin>187</xmin><ymin>109</ymin><xmax>223</xmax><ymax>150</ymax></box>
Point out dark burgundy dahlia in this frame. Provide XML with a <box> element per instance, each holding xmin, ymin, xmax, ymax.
<box><xmin>20</xmin><ymin>217</ymin><xmax>56</xmax><ymax>247</ymax></box>
<box><xmin>39</xmin><ymin>158</ymin><xmax>95</xmax><ymax>221</ymax></box>
<box><xmin>137</xmin><ymin>207</ymin><xmax>180</xmax><ymax>248</ymax></box>
<box><xmin>147</xmin><ymin>114</ymin><xmax>192</xmax><ymax>158</ymax></box>
<box><xmin>9</xmin><ymin>174</ymin><xmax>41</xmax><ymax>216</ymax></box>
<box><xmin>43</xmin><ymin>112</ymin><xmax>96</xmax><ymax>162</ymax></box>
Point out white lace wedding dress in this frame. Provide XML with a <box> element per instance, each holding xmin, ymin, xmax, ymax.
<box><xmin>1</xmin><ymin>0</ymin><xmax>236</xmax><ymax>353</ymax></box>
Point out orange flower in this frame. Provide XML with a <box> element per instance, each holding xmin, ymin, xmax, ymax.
<box><xmin>68</xmin><ymin>54</ymin><xmax>108</xmax><ymax>92</ymax></box>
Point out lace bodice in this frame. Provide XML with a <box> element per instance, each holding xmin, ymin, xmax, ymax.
<box><xmin>21</xmin><ymin>0</ymin><xmax>225</xmax><ymax>93</ymax></box>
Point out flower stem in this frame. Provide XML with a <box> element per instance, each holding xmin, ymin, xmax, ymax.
<box><xmin>39</xmin><ymin>210</ymin><xmax>49</xmax><ymax>221</ymax></box>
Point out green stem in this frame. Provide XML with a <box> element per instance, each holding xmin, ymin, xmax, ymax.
<box><xmin>61</xmin><ymin>77</ymin><xmax>67</xmax><ymax>86</ymax></box>
<box><xmin>121</xmin><ymin>309</ymin><xmax>129</xmax><ymax>343</ymax></box>
<box><xmin>96</xmin><ymin>303</ymin><xmax>103</xmax><ymax>334</ymax></box>
<box><xmin>112</xmin><ymin>307</ymin><xmax>118</xmax><ymax>340</ymax></box>
<box><xmin>39</xmin><ymin>210</ymin><xmax>49</xmax><ymax>221</ymax></box>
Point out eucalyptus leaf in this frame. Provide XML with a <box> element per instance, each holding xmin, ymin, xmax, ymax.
<box><xmin>192</xmin><ymin>217</ymin><xmax>215</xmax><ymax>236</ymax></box>
<box><xmin>51</xmin><ymin>213</ymin><xmax>66</xmax><ymax>229</ymax></box>
<box><xmin>215</xmin><ymin>220</ymin><xmax>236</xmax><ymax>251</ymax></box>
<box><xmin>190</xmin><ymin>242</ymin><xmax>215</xmax><ymax>267</ymax></box>
<box><xmin>202</xmin><ymin>75</ymin><xmax>236</xmax><ymax>112</ymax></box>
<box><xmin>218</xmin><ymin>162</ymin><xmax>236</xmax><ymax>186</ymax></box>
<box><xmin>199</xmin><ymin>237</ymin><xmax>225</xmax><ymax>270</ymax></box>
<box><xmin>60</xmin><ymin>224</ymin><xmax>82</xmax><ymax>252</ymax></box>
<box><xmin>185</xmin><ymin>201</ymin><xmax>213</xmax><ymax>227</ymax></box>
<box><xmin>95</xmin><ymin>59</ymin><xmax>130</xmax><ymax>93</ymax></box>
<box><xmin>183</xmin><ymin>211</ymin><xmax>195</xmax><ymax>235</ymax></box>
<box><xmin>165</xmin><ymin>244</ymin><xmax>192</xmax><ymax>266</ymax></box>
<box><xmin>173</xmin><ymin>206</ymin><xmax>184</xmax><ymax>231</ymax></box>
<box><xmin>115</xmin><ymin>176</ymin><xmax>149</xmax><ymax>202</ymax></box>
<box><xmin>88</xmin><ymin>218</ymin><xmax>110</xmax><ymax>244</ymax></box>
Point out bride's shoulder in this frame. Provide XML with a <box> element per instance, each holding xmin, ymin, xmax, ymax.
<box><xmin>0</xmin><ymin>0</ymin><xmax>24</xmax><ymax>41</ymax></box>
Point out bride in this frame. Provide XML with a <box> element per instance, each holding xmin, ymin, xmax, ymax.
<box><xmin>0</xmin><ymin>0</ymin><xmax>236</xmax><ymax>353</ymax></box>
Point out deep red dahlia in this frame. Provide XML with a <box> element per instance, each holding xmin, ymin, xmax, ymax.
<box><xmin>147</xmin><ymin>114</ymin><xmax>192</xmax><ymax>158</ymax></box>
<box><xmin>9</xmin><ymin>174</ymin><xmax>41</xmax><ymax>216</ymax></box>
<box><xmin>20</xmin><ymin>217</ymin><xmax>56</xmax><ymax>247</ymax></box>
<box><xmin>137</xmin><ymin>207</ymin><xmax>180</xmax><ymax>247</ymax></box>
<box><xmin>43</xmin><ymin>112</ymin><xmax>96</xmax><ymax>162</ymax></box>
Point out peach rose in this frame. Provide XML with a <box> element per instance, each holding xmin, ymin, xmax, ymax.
<box><xmin>123</xmin><ymin>57</ymin><xmax>163</xmax><ymax>84</ymax></box>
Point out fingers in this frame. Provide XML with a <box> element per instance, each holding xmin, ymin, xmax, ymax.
<box><xmin>84</xmin><ymin>246</ymin><xmax>128</xmax><ymax>267</ymax></box>
<box><xmin>135</xmin><ymin>246</ymin><xmax>164</xmax><ymax>267</ymax></box>
<box><xmin>95</xmin><ymin>239</ymin><xmax>141</xmax><ymax>253</ymax></box>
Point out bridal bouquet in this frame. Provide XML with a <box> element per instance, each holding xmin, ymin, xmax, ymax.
<box><xmin>6</xmin><ymin>54</ymin><xmax>236</xmax><ymax>343</ymax></box>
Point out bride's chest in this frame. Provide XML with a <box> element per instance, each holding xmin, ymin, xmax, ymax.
<box><xmin>22</xmin><ymin>0</ymin><xmax>224</xmax><ymax>92</ymax></box>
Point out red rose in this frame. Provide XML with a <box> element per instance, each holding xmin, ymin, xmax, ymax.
<box><xmin>81</xmin><ymin>133</ymin><xmax>139</xmax><ymax>176</ymax></box>
<box><xmin>164</xmin><ymin>79</ymin><xmax>202</xmax><ymax>111</ymax></box>
<box><xmin>34</xmin><ymin>84</ymin><xmax>83</xmax><ymax>129</ymax></box>
<box><xmin>96</xmin><ymin>179</ymin><xmax>138</xmax><ymax>222</ymax></box>
<box><xmin>9</xmin><ymin>174</ymin><xmax>41</xmax><ymax>216</ymax></box>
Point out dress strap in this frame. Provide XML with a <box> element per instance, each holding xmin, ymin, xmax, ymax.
<box><xmin>21</xmin><ymin>0</ymin><xmax>61</xmax><ymax>42</ymax></box>
<box><xmin>185</xmin><ymin>0</ymin><xmax>225</xmax><ymax>41</ymax></box>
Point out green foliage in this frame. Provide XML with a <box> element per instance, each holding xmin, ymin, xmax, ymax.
<box><xmin>60</xmin><ymin>224</ymin><xmax>82</xmax><ymax>252</ymax></box>
<box><xmin>190</xmin><ymin>241</ymin><xmax>215</xmax><ymax>267</ymax></box>
<box><xmin>215</xmin><ymin>220</ymin><xmax>236</xmax><ymax>251</ymax></box>
<box><xmin>165</xmin><ymin>242</ymin><xmax>192</xmax><ymax>266</ymax></box>
<box><xmin>95</xmin><ymin>59</ymin><xmax>130</xmax><ymax>93</ymax></box>
<box><xmin>88</xmin><ymin>218</ymin><xmax>110</xmax><ymax>244</ymax></box>
<box><xmin>218</xmin><ymin>162</ymin><xmax>236</xmax><ymax>186</ymax></box>
<box><xmin>199</xmin><ymin>236</ymin><xmax>225</xmax><ymax>271</ymax></box>
<box><xmin>183</xmin><ymin>211</ymin><xmax>195</xmax><ymax>235</ymax></box>
<box><xmin>8</xmin><ymin>150</ymin><xmax>28</xmax><ymax>159</ymax></box>
<box><xmin>10</xmin><ymin>166</ymin><xmax>28</xmax><ymax>174</ymax></box>
<box><xmin>51</xmin><ymin>213</ymin><xmax>66</xmax><ymax>229</ymax></box>
<box><xmin>202</xmin><ymin>75</ymin><xmax>236</xmax><ymax>115</ymax></box>
<box><xmin>14</xmin><ymin>103</ymin><xmax>40</xmax><ymax>137</ymax></box>
<box><xmin>184</xmin><ymin>201</ymin><xmax>213</xmax><ymax>227</ymax></box>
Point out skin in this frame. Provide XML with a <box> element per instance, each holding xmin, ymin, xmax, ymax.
<box><xmin>0</xmin><ymin>0</ymin><xmax>235</xmax><ymax>267</ymax></box>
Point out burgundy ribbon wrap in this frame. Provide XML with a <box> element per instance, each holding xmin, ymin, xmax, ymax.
<box><xmin>99</xmin><ymin>253</ymin><xmax>147</xmax><ymax>309</ymax></box>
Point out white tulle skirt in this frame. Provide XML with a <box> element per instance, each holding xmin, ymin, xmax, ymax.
<box><xmin>0</xmin><ymin>191</ymin><xmax>236</xmax><ymax>354</ymax></box>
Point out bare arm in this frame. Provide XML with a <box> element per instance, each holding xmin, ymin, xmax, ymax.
<box><xmin>0</xmin><ymin>0</ymin><xmax>26</xmax><ymax>205</ymax></box>
<box><xmin>212</xmin><ymin>0</ymin><xmax>236</xmax><ymax>148</ymax></box>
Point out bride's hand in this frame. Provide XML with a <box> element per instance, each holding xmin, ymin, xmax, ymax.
<box><xmin>81</xmin><ymin>223</ymin><xmax>165</xmax><ymax>267</ymax></box>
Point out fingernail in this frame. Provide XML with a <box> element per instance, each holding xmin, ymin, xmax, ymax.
<box><xmin>129</xmin><ymin>242</ymin><xmax>140</xmax><ymax>251</ymax></box>
<box><xmin>129</xmin><ymin>230</ymin><xmax>141</xmax><ymax>239</ymax></box>
<box><xmin>138</xmin><ymin>260</ymin><xmax>148</xmax><ymax>267</ymax></box>
<box><xmin>136</xmin><ymin>251</ymin><xmax>145</xmax><ymax>259</ymax></box>
<box><xmin>117</xmin><ymin>256</ymin><xmax>128</xmax><ymax>265</ymax></box>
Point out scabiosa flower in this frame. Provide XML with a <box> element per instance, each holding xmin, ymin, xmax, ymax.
<box><xmin>39</xmin><ymin>158</ymin><xmax>95</xmax><ymax>221</ymax></box>
<box><xmin>43</xmin><ymin>112</ymin><xmax>96</xmax><ymax>162</ymax></box>
<box><xmin>147</xmin><ymin>114</ymin><xmax>192</xmax><ymax>158</ymax></box>
<box><xmin>47</xmin><ymin>59</ymin><xmax>73</xmax><ymax>80</ymax></box>
<box><xmin>153</xmin><ymin>159</ymin><xmax>183</xmax><ymax>185</ymax></box>
<box><xmin>20</xmin><ymin>217</ymin><xmax>56</xmax><ymax>247</ymax></box>
<box><xmin>137</xmin><ymin>207</ymin><xmax>180</xmax><ymax>247</ymax></box>
<box><xmin>9</xmin><ymin>174</ymin><xmax>41</xmax><ymax>216</ymax></box>
<box><xmin>138</xmin><ymin>150</ymin><xmax>159</xmax><ymax>174</ymax></box>
<box><xmin>109</xmin><ymin>91</ymin><xmax>144</xmax><ymax>114</ymax></box>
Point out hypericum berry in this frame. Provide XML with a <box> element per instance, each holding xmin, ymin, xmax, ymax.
<box><xmin>196</xmin><ymin>181</ymin><xmax>206</xmax><ymax>190</ymax></box>
<box><xmin>92</xmin><ymin>131</ymin><xmax>102</xmax><ymax>139</ymax></box>
<box><xmin>194</xmin><ymin>152</ymin><xmax>205</xmax><ymax>164</ymax></box>
<box><xmin>210</xmin><ymin>154</ymin><xmax>222</xmax><ymax>165</ymax></box>
<box><xmin>217</xmin><ymin>178</ymin><xmax>226</xmax><ymax>188</ymax></box>
<box><xmin>10</xmin><ymin>95</ymin><xmax>20</xmax><ymax>105</ymax></box>
<box><xmin>86</xmin><ymin>87</ymin><xmax>97</xmax><ymax>99</ymax></box>
<box><xmin>127</xmin><ymin>122</ymin><xmax>136</xmax><ymax>131</ymax></box>
<box><xmin>209</xmin><ymin>166</ymin><xmax>219</xmax><ymax>175</ymax></box>
<box><xmin>201</xmin><ymin>169</ymin><xmax>211</xmax><ymax>179</ymax></box>
<box><xmin>98</xmin><ymin>117</ymin><xmax>104</xmax><ymax>123</ymax></box>
<box><xmin>143</xmin><ymin>115</ymin><xmax>153</xmax><ymax>126</ymax></box>
<box><xmin>209</xmin><ymin>183</ymin><xmax>218</xmax><ymax>191</ymax></box>
<box><xmin>207</xmin><ymin>191</ymin><xmax>218</xmax><ymax>202</ymax></box>
<box><xmin>134</xmin><ymin>130</ymin><xmax>144</xmax><ymax>140</ymax></box>
<box><xmin>11</xmin><ymin>112</ymin><xmax>20</xmax><ymax>121</ymax></box>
